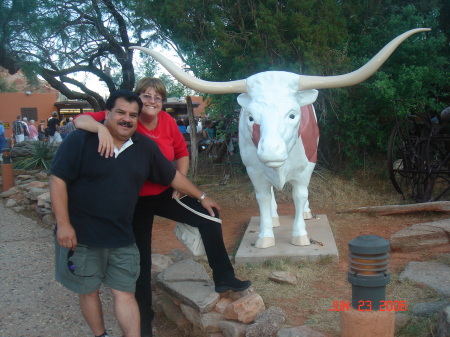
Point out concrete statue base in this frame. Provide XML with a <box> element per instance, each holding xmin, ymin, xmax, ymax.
<box><xmin>235</xmin><ymin>214</ymin><xmax>338</xmax><ymax>265</ymax></box>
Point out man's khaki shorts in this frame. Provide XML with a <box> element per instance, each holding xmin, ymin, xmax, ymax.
<box><xmin>55</xmin><ymin>239</ymin><xmax>140</xmax><ymax>295</ymax></box>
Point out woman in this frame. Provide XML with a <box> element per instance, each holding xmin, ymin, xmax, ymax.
<box><xmin>28</xmin><ymin>120</ymin><xmax>38</xmax><ymax>141</ymax></box>
<box><xmin>74</xmin><ymin>78</ymin><xmax>250</xmax><ymax>337</ymax></box>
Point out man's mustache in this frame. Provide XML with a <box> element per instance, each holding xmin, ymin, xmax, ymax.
<box><xmin>118</xmin><ymin>121</ymin><xmax>133</xmax><ymax>128</ymax></box>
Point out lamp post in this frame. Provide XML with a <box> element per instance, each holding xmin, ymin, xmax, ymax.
<box><xmin>341</xmin><ymin>235</ymin><xmax>395</xmax><ymax>337</ymax></box>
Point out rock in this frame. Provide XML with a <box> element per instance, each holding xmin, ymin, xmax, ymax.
<box><xmin>218</xmin><ymin>320</ymin><xmax>247</xmax><ymax>337</ymax></box>
<box><xmin>151</xmin><ymin>254</ymin><xmax>174</xmax><ymax>290</ymax></box>
<box><xmin>42</xmin><ymin>213</ymin><xmax>55</xmax><ymax>227</ymax></box>
<box><xmin>224</xmin><ymin>293</ymin><xmax>265</xmax><ymax>324</ymax></box>
<box><xmin>277</xmin><ymin>326</ymin><xmax>327</xmax><ymax>337</ymax></box>
<box><xmin>157</xmin><ymin>259</ymin><xmax>220</xmax><ymax>313</ymax></box>
<box><xmin>395</xmin><ymin>313</ymin><xmax>410</xmax><ymax>331</ymax></box>
<box><xmin>180</xmin><ymin>304</ymin><xmax>224</xmax><ymax>333</ymax></box>
<box><xmin>390</xmin><ymin>220</ymin><xmax>450</xmax><ymax>252</ymax></box>
<box><xmin>5</xmin><ymin>198</ymin><xmax>17</xmax><ymax>207</ymax></box>
<box><xmin>34</xmin><ymin>171</ymin><xmax>48</xmax><ymax>180</ymax></box>
<box><xmin>0</xmin><ymin>186</ymin><xmax>20</xmax><ymax>198</ymax></box>
<box><xmin>155</xmin><ymin>294</ymin><xmax>192</xmax><ymax>331</ymax></box>
<box><xmin>28</xmin><ymin>181</ymin><xmax>49</xmax><ymax>189</ymax></box>
<box><xmin>400</xmin><ymin>262</ymin><xmax>450</xmax><ymax>296</ymax></box>
<box><xmin>412</xmin><ymin>301</ymin><xmax>450</xmax><ymax>317</ymax></box>
<box><xmin>245</xmin><ymin>306</ymin><xmax>285</xmax><ymax>337</ymax></box>
<box><xmin>268</xmin><ymin>271</ymin><xmax>297</xmax><ymax>285</ymax></box>
<box><xmin>215</xmin><ymin>298</ymin><xmax>233</xmax><ymax>314</ymax></box>
<box><xmin>435</xmin><ymin>305</ymin><xmax>450</xmax><ymax>337</ymax></box>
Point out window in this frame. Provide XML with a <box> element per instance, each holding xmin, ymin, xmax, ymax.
<box><xmin>21</xmin><ymin>108</ymin><xmax>37</xmax><ymax>121</ymax></box>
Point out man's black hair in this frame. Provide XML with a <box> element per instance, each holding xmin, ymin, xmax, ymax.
<box><xmin>106</xmin><ymin>89</ymin><xmax>143</xmax><ymax>114</ymax></box>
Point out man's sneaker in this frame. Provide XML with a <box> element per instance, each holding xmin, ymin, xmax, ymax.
<box><xmin>215</xmin><ymin>277</ymin><xmax>251</xmax><ymax>293</ymax></box>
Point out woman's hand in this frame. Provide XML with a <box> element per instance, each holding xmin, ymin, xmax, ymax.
<box><xmin>97</xmin><ymin>124</ymin><xmax>115</xmax><ymax>158</ymax></box>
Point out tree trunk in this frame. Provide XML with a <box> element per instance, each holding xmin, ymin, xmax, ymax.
<box><xmin>338</xmin><ymin>201</ymin><xmax>450</xmax><ymax>215</ymax></box>
<box><xmin>186</xmin><ymin>96</ymin><xmax>198</xmax><ymax>182</ymax></box>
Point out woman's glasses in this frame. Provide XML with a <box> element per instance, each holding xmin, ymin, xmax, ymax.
<box><xmin>140</xmin><ymin>94</ymin><xmax>163</xmax><ymax>103</ymax></box>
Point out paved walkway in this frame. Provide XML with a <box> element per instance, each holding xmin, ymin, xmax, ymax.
<box><xmin>0</xmin><ymin>201</ymin><xmax>121</xmax><ymax>337</ymax></box>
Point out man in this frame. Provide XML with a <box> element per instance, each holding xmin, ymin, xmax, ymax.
<box><xmin>47</xmin><ymin>111</ymin><xmax>62</xmax><ymax>143</ymax></box>
<box><xmin>22</xmin><ymin>117</ymin><xmax>30</xmax><ymax>140</ymax></box>
<box><xmin>50</xmin><ymin>90</ymin><xmax>219</xmax><ymax>337</ymax></box>
<box><xmin>12</xmin><ymin>115</ymin><xmax>24</xmax><ymax>143</ymax></box>
<box><xmin>66</xmin><ymin>116</ymin><xmax>76</xmax><ymax>134</ymax></box>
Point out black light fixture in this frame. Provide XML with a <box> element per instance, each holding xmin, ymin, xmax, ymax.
<box><xmin>348</xmin><ymin>235</ymin><xmax>391</xmax><ymax>311</ymax></box>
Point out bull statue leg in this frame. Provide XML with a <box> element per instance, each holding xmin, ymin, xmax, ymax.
<box><xmin>304</xmin><ymin>199</ymin><xmax>313</xmax><ymax>220</ymax></box>
<box><xmin>270</xmin><ymin>186</ymin><xmax>281</xmax><ymax>228</ymax></box>
<box><xmin>291</xmin><ymin>183</ymin><xmax>311</xmax><ymax>246</ymax></box>
<box><xmin>252</xmin><ymin>180</ymin><xmax>277</xmax><ymax>248</ymax></box>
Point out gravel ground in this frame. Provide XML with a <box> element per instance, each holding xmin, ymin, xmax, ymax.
<box><xmin>0</xmin><ymin>201</ymin><xmax>123</xmax><ymax>337</ymax></box>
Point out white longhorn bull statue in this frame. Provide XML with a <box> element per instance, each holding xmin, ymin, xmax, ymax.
<box><xmin>131</xmin><ymin>28</ymin><xmax>429</xmax><ymax>248</ymax></box>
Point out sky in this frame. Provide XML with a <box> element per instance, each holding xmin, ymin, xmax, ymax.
<box><xmin>70</xmin><ymin>45</ymin><xmax>183</xmax><ymax>98</ymax></box>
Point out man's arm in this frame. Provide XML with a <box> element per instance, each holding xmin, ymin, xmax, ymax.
<box><xmin>170</xmin><ymin>171</ymin><xmax>220</xmax><ymax>216</ymax></box>
<box><xmin>50</xmin><ymin>175</ymin><xmax>78</xmax><ymax>250</ymax></box>
<box><xmin>74</xmin><ymin>114</ymin><xmax>115</xmax><ymax>158</ymax></box>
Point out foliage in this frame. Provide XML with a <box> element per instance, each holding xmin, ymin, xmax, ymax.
<box><xmin>0</xmin><ymin>0</ymin><xmax>161</xmax><ymax>110</ymax></box>
<box><xmin>13</xmin><ymin>141</ymin><xmax>58</xmax><ymax>170</ymax></box>
<box><xmin>142</xmin><ymin>0</ymin><xmax>449</xmax><ymax>171</ymax></box>
<box><xmin>318</xmin><ymin>2</ymin><xmax>450</xmax><ymax>170</ymax></box>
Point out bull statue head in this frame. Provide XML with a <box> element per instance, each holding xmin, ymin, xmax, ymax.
<box><xmin>131</xmin><ymin>28</ymin><xmax>429</xmax><ymax>249</ymax></box>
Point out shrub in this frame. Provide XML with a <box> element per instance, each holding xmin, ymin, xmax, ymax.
<box><xmin>13</xmin><ymin>141</ymin><xmax>58</xmax><ymax>170</ymax></box>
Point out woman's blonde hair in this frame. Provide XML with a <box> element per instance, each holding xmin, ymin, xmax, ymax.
<box><xmin>134</xmin><ymin>77</ymin><xmax>167</xmax><ymax>102</ymax></box>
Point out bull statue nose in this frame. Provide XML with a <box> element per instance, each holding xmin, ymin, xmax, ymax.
<box><xmin>258</xmin><ymin>138</ymin><xmax>288</xmax><ymax>167</ymax></box>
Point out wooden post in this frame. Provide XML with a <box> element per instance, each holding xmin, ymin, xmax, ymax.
<box><xmin>186</xmin><ymin>96</ymin><xmax>198</xmax><ymax>182</ymax></box>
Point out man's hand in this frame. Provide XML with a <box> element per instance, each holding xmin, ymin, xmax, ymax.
<box><xmin>97</xmin><ymin>124</ymin><xmax>115</xmax><ymax>158</ymax></box>
<box><xmin>56</xmin><ymin>224</ymin><xmax>78</xmax><ymax>250</ymax></box>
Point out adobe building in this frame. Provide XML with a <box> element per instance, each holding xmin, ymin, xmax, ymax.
<box><xmin>0</xmin><ymin>68</ymin><xmax>60</xmax><ymax>139</ymax></box>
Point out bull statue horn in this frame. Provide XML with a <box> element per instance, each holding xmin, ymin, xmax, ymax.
<box><xmin>129</xmin><ymin>47</ymin><xmax>247</xmax><ymax>94</ymax></box>
<box><xmin>130</xmin><ymin>28</ymin><xmax>430</xmax><ymax>93</ymax></box>
<box><xmin>298</xmin><ymin>28</ymin><xmax>430</xmax><ymax>90</ymax></box>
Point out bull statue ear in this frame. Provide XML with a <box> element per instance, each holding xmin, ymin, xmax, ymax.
<box><xmin>296</xmin><ymin>89</ymin><xmax>319</xmax><ymax>106</ymax></box>
<box><xmin>237</xmin><ymin>93</ymin><xmax>251</xmax><ymax>108</ymax></box>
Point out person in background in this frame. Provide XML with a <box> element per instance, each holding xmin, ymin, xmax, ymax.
<box><xmin>12</xmin><ymin>115</ymin><xmax>24</xmax><ymax>144</ymax></box>
<box><xmin>0</xmin><ymin>120</ymin><xmax>5</xmax><ymax>153</ymax></box>
<box><xmin>28</xmin><ymin>120</ymin><xmax>38</xmax><ymax>140</ymax></box>
<box><xmin>47</xmin><ymin>111</ymin><xmax>62</xmax><ymax>144</ymax></box>
<box><xmin>22</xmin><ymin>117</ymin><xmax>30</xmax><ymax>140</ymax></box>
<box><xmin>74</xmin><ymin>77</ymin><xmax>251</xmax><ymax>337</ymax></box>
<box><xmin>59</xmin><ymin>121</ymin><xmax>69</xmax><ymax>140</ymax></box>
<box><xmin>38</xmin><ymin>120</ymin><xmax>46</xmax><ymax>140</ymax></box>
<box><xmin>176</xmin><ymin>119</ymin><xmax>187</xmax><ymax>133</ymax></box>
<box><xmin>66</xmin><ymin>117</ymin><xmax>76</xmax><ymax>134</ymax></box>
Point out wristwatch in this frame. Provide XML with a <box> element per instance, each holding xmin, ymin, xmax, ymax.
<box><xmin>198</xmin><ymin>192</ymin><xmax>207</xmax><ymax>202</ymax></box>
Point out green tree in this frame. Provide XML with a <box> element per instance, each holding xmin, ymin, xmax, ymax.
<box><xmin>318</xmin><ymin>2</ymin><xmax>449</xmax><ymax>170</ymax></box>
<box><xmin>141</xmin><ymin>0</ymin><xmax>449</xmax><ymax>170</ymax></box>
<box><xmin>0</xmin><ymin>0</ymin><xmax>159</xmax><ymax>110</ymax></box>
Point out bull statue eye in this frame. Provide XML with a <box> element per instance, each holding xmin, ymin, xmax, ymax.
<box><xmin>289</xmin><ymin>114</ymin><xmax>295</xmax><ymax>119</ymax></box>
<box><xmin>249</xmin><ymin>116</ymin><xmax>254</xmax><ymax>122</ymax></box>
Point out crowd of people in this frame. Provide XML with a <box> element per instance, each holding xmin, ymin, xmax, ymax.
<box><xmin>11</xmin><ymin>112</ymin><xmax>77</xmax><ymax>145</ymax></box>
<box><xmin>48</xmin><ymin>79</ymin><xmax>250</xmax><ymax>337</ymax></box>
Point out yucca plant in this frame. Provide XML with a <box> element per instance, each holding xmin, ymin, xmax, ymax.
<box><xmin>13</xmin><ymin>141</ymin><xmax>58</xmax><ymax>170</ymax></box>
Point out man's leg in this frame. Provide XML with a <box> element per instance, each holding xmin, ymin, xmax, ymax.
<box><xmin>111</xmin><ymin>289</ymin><xmax>140</xmax><ymax>337</ymax></box>
<box><xmin>79</xmin><ymin>290</ymin><xmax>107</xmax><ymax>336</ymax></box>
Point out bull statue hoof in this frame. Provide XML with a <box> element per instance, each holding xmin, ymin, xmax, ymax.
<box><xmin>255</xmin><ymin>237</ymin><xmax>275</xmax><ymax>248</ymax></box>
<box><xmin>291</xmin><ymin>235</ymin><xmax>310</xmax><ymax>246</ymax></box>
<box><xmin>303</xmin><ymin>211</ymin><xmax>313</xmax><ymax>220</ymax></box>
<box><xmin>272</xmin><ymin>217</ymin><xmax>281</xmax><ymax>228</ymax></box>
